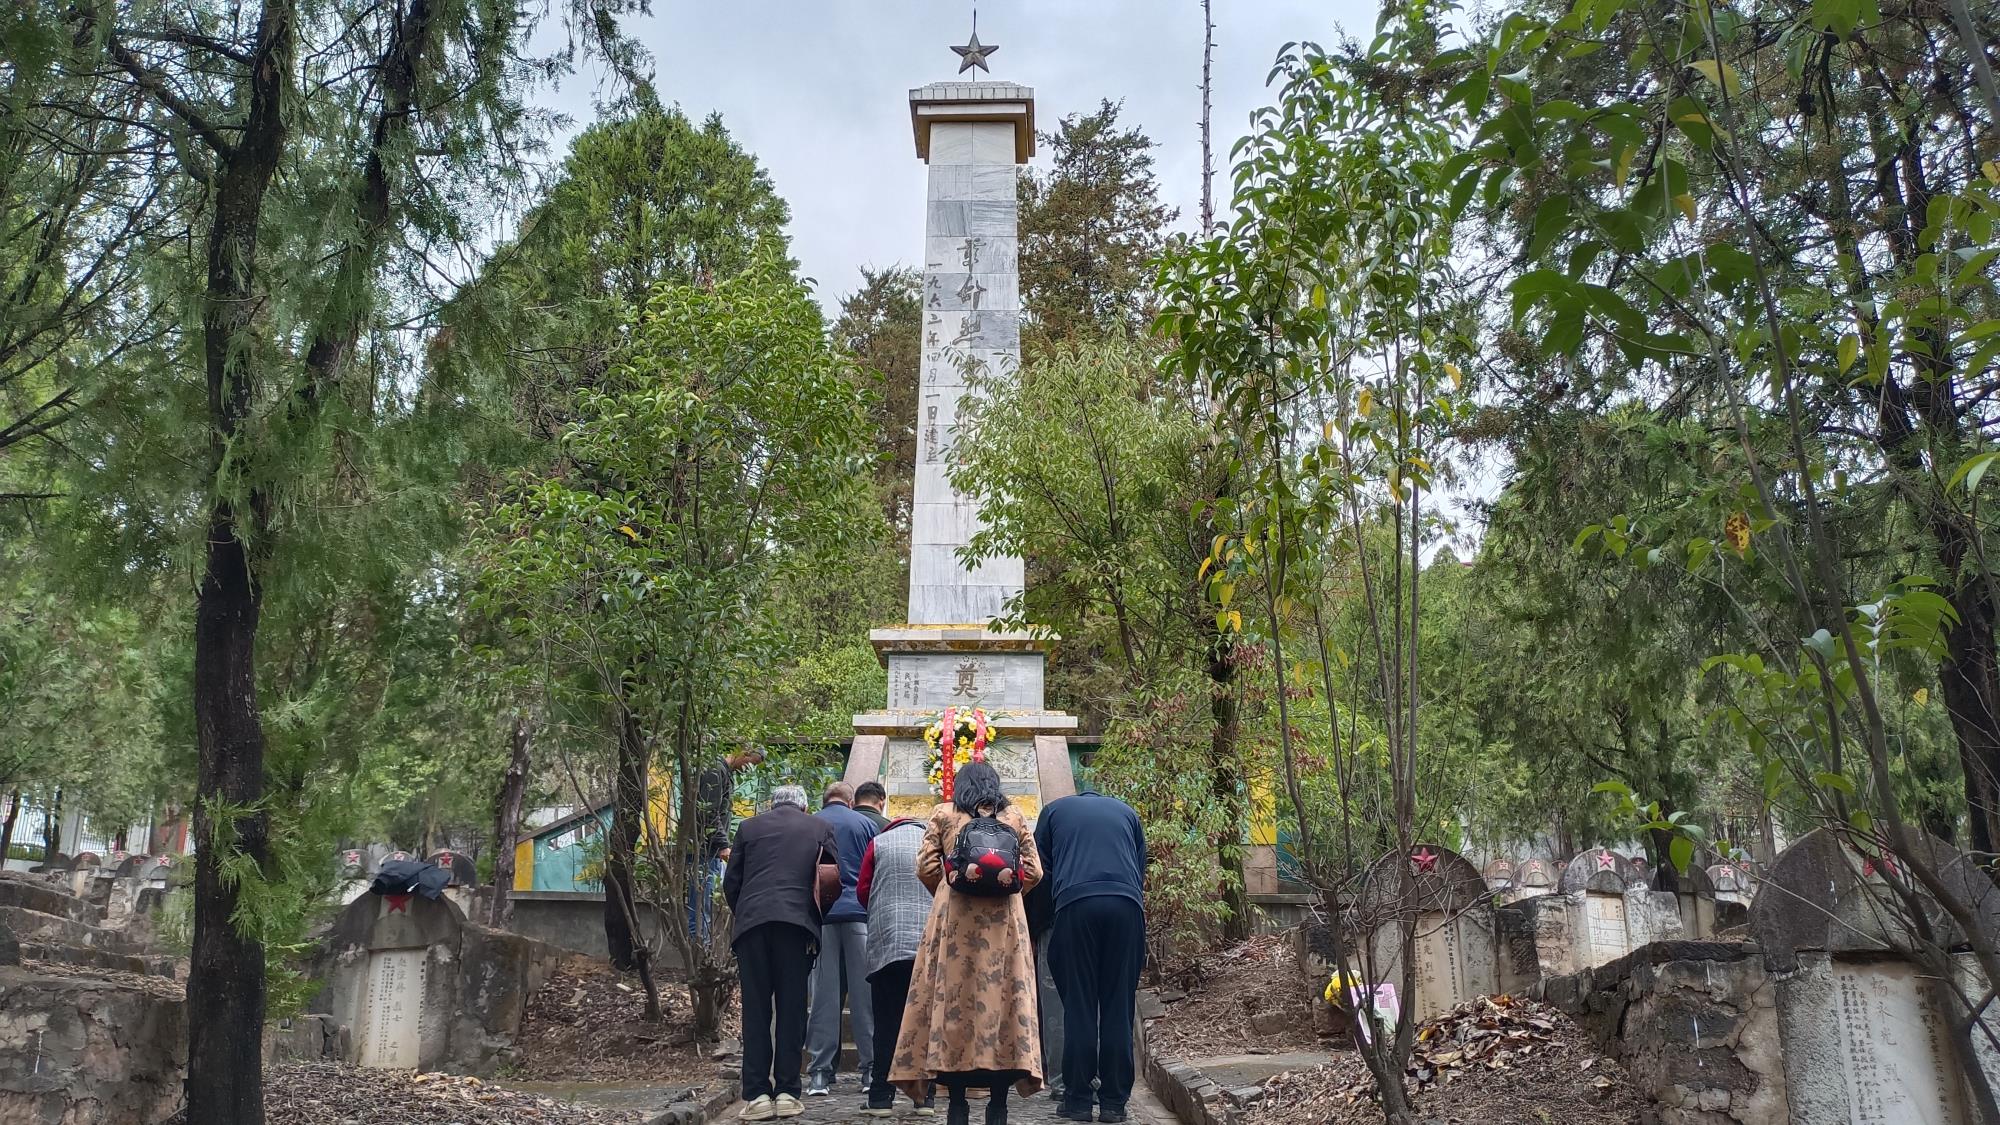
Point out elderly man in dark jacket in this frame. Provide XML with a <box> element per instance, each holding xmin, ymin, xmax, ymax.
<box><xmin>725</xmin><ymin>784</ymin><xmax>835</xmax><ymax>1121</ymax></box>
<box><xmin>806</xmin><ymin>781</ymin><xmax>879</xmax><ymax>1095</ymax></box>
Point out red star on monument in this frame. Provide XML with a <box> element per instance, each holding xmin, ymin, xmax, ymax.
<box><xmin>385</xmin><ymin>894</ymin><xmax>412</xmax><ymax>914</ymax></box>
<box><xmin>1596</xmin><ymin>850</ymin><xmax>1617</xmax><ymax>871</ymax></box>
<box><xmin>1410</xmin><ymin>847</ymin><xmax>1439</xmax><ymax>874</ymax></box>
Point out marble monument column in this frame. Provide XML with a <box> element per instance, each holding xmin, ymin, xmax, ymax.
<box><xmin>846</xmin><ymin>73</ymin><xmax>1077</xmax><ymax>820</ymax></box>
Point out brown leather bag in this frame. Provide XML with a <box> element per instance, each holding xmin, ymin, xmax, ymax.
<box><xmin>815</xmin><ymin>846</ymin><xmax>840</xmax><ymax>915</ymax></box>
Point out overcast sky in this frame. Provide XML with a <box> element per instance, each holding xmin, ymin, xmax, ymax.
<box><xmin>547</xmin><ymin>1</ymin><xmax>1377</xmax><ymax>310</ymax></box>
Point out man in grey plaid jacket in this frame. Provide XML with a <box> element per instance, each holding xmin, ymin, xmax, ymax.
<box><xmin>857</xmin><ymin>815</ymin><xmax>935</xmax><ymax>1116</ymax></box>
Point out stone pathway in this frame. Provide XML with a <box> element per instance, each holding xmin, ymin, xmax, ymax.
<box><xmin>748</xmin><ymin>1078</ymin><xmax>1179</xmax><ymax>1125</ymax></box>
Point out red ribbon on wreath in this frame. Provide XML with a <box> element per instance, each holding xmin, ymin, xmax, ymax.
<box><xmin>940</xmin><ymin>706</ymin><xmax>958</xmax><ymax>800</ymax></box>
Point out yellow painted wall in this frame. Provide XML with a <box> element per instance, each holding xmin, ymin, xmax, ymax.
<box><xmin>513</xmin><ymin>839</ymin><xmax>534</xmax><ymax>892</ymax></box>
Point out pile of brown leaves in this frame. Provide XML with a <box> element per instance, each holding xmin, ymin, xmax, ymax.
<box><xmin>1407</xmin><ymin>994</ymin><xmax>1579</xmax><ymax>1088</ymax></box>
<box><xmin>265</xmin><ymin>1062</ymin><xmax>647</xmax><ymax>1124</ymax></box>
<box><xmin>511</xmin><ymin>960</ymin><xmax>739</xmax><ymax>1089</ymax></box>
<box><xmin>1253</xmin><ymin>996</ymin><xmax>1646</xmax><ymax>1125</ymax></box>
<box><xmin>1147</xmin><ymin>935</ymin><xmax>1322</xmax><ymax>1058</ymax></box>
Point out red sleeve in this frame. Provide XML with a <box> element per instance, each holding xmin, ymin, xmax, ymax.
<box><xmin>857</xmin><ymin>839</ymin><xmax>878</xmax><ymax>908</ymax></box>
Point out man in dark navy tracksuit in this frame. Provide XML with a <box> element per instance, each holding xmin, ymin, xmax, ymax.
<box><xmin>1034</xmin><ymin>790</ymin><xmax>1146</xmax><ymax>1123</ymax></box>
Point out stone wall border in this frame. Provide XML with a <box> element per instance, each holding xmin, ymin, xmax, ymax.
<box><xmin>1135</xmin><ymin>989</ymin><xmax>1254</xmax><ymax>1125</ymax></box>
<box><xmin>644</xmin><ymin>1081</ymin><xmax>740</xmax><ymax>1125</ymax></box>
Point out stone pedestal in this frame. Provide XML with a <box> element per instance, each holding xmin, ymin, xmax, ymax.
<box><xmin>847</xmin><ymin>79</ymin><xmax>1074</xmax><ymax>816</ymax></box>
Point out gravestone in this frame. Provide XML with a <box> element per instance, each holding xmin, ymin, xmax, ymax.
<box><xmin>1750</xmin><ymin>828</ymin><xmax>2000</xmax><ymax>1125</ymax></box>
<box><xmin>430</xmin><ymin>850</ymin><xmax>478</xmax><ymax>917</ymax></box>
<box><xmin>28</xmin><ymin>852</ymin><xmax>70</xmax><ymax>875</ymax></box>
<box><xmin>1481</xmin><ymin>858</ymin><xmax>1515</xmax><ymax>894</ymax></box>
<box><xmin>1556</xmin><ymin>847</ymin><xmax>1683</xmax><ymax>968</ymax></box>
<box><xmin>845</xmin><ymin>66</ymin><xmax>1075</xmax><ymax>820</ymax></box>
<box><xmin>1514</xmin><ymin>857</ymin><xmax>1555</xmax><ymax>901</ymax></box>
<box><xmin>1355</xmin><ymin>844</ymin><xmax>1500</xmax><ymax>1025</ymax></box>
<box><xmin>309</xmin><ymin>887</ymin><xmax>563</xmax><ymax>1075</ymax></box>
<box><xmin>1657</xmin><ymin>862</ymin><xmax>1723</xmax><ymax>939</ymax></box>
<box><xmin>429</xmin><ymin>850</ymin><xmax>476</xmax><ymax>887</ymax></box>
<box><xmin>1709</xmin><ymin>861</ymin><xmax>1752</xmax><ymax>907</ymax></box>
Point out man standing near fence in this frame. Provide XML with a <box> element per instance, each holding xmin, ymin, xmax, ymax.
<box><xmin>1035</xmin><ymin>789</ymin><xmax>1146</xmax><ymax>1123</ymax></box>
<box><xmin>692</xmin><ymin>747</ymin><xmax>764</xmax><ymax>941</ymax></box>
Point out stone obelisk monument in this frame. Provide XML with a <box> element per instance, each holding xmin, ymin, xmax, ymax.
<box><xmin>846</xmin><ymin>31</ymin><xmax>1076</xmax><ymax>820</ymax></box>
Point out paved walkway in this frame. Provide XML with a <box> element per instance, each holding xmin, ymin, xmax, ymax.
<box><xmin>747</xmin><ymin>1078</ymin><xmax>1178</xmax><ymax>1125</ymax></box>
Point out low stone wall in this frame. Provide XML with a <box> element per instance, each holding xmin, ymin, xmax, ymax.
<box><xmin>1534</xmin><ymin>940</ymin><xmax>1787</xmax><ymax>1125</ymax></box>
<box><xmin>507</xmin><ymin>891</ymin><xmax>686</xmax><ymax>968</ymax></box>
<box><xmin>0</xmin><ymin>961</ymin><xmax>186</xmax><ymax>1124</ymax></box>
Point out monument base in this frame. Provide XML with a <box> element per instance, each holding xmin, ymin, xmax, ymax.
<box><xmin>846</xmin><ymin>624</ymin><xmax>1078</xmax><ymax>822</ymax></box>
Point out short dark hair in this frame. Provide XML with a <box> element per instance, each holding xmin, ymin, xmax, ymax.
<box><xmin>855</xmin><ymin>780</ymin><xmax>887</xmax><ymax>806</ymax></box>
<box><xmin>950</xmin><ymin>762</ymin><xmax>1009</xmax><ymax>816</ymax></box>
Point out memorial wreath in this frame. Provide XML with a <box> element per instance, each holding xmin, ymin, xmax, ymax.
<box><xmin>923</xmin><ymin>706</ymin><xmax>991</xmax><ymax>798</ymax></box>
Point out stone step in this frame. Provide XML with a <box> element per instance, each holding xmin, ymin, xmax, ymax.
<box><xmin>0</xmin><ymin>872</ymin><xmax>97</xmax><ymax>924</ymax></box>
<box><xmin>19</xmin><ymin>940</ymin><xmax>177</xmax><ymax>979</ymax></box>
<box><xmin>0</xmin><ymin>903</ymin><xmax>145</xmax><ymax>956</ymax></box>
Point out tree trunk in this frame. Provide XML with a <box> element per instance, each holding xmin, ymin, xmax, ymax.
<box><xmin>188</xmin><ymin>501</ymin><xmax>272</xmax><ymax>1125</ymax></box>
<box><xmin>489</xmin><ymin>712</ymin><xmax>532</xmax><ymax>927</ymax></box>
<box><xmin>1208</xmin><ymin>633</ymin><xmax>1249</xmax><ymax>940</ymax></box>
<box><xmin>43</xmin><ymin>787</ymin><xmax>59</xmax><ymax>864</ymax></box>
<box><xmin>182</xmin><ymin>6</ymin><xmax>292</xmax><ymax>1120</ymax></box>
<box><xmin>1939</xmin><ymin>580</ymin><xmax>2000</xmax><ymax>855</ymax></box>
<box><xmin>0</xmin><ymin>790</ymin><xmax>19</xmax><ymax>862</ymax></box>
<box><xmin>605</xmin><ymin>705</ymin><xmax>663</xmax><ymax>1020</ymax></box>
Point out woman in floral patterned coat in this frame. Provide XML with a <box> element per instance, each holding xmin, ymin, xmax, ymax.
<box><xmin>888</xmin><ymin>762</ymin><xmax>1044</xmax><ymax>1125</ymax></box>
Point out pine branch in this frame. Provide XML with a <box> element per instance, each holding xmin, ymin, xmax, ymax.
<box><xmin>102</xmin><ymin>34</ymin><xmax>234</xmax><ymax>157</ymax></box>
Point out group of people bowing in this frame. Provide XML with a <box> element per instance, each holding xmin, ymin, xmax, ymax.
<box><xmin>720</xmin><ymin>765</ymin><xmax>1147</xmax><ymax>1125</ymax></box>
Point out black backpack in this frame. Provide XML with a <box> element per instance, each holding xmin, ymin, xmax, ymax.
<box><xmin>947</xmin><ymin>814</ymin><xmax>1024</xmax><ymax>897</ymax></box>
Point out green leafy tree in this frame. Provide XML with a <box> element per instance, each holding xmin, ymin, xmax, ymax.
<box><xmin>474</xmin><ymin>252</ymin><xmax>875</xmax><ymax>1033</ymax></box>
<box><xmin>1160</xmin><ymin>19</ymin><xmax>1472</xmax><ymax>1117</ymax></box>
<box><xmin>1018</xmin><ymin>101</ymin><xmax>1176</xmax><ymax>348</ymax></box>
<box><xmin>13</xmin><ymin>0</ymin><xmax>650</xmax><ymax>1114</ymax></box>
<box><xmin>952</xmin><ymin>337</ymin><xmax>1260</xmax><ymax>932</ymax></box>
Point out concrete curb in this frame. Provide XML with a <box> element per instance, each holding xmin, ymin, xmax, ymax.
<box><xmin>648</xmin><ymin>1082</ymin><xmax>740</xmax><ymax>1125</ymax></box>
<box><xmin>1135</xmin><ymin>991</ymin><xmax>1247</xmax><ymax>1125</ymax></box>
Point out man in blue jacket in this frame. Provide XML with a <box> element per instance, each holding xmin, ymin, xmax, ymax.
<box><xmin>806</xmin><ymin>781</ymin><xmax>879</xmax><ymax>1096</ymax></box>
<box><xmin>1035</xmin><ymin>789</ymin><xmax>1146</xmax><ymax>1123</ymax></box>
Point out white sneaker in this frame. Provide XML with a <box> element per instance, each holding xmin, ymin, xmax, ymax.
<box><xmin>773</xmin><ymin>1094</ymin><xmax>805</xmax><ymax>1118</ymax></box>
<box><xmin>806</xmin><ymin>1077</ymin><xmax>831</xmax><ymax>1097</ymax></box>
<box><xmin>740</xmin><ymin>1096</ymin><xmax>775</xmax><ymax>1121</ymax></box>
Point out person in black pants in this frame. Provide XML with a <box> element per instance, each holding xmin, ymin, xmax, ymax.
<box><xmin>857</xmin><ymin>815</ymin><xmax>933</xmax><ymax>1116</ymax></box>
<box><xmin>1034</xmin><ymin>790</ymin><xmax>1147</xmax><ymax>1123</ymax></box>
<box><xmin>724</xmin><ymin>784</ymin><xmax>835</xmax><ymax>1121</ymax></box>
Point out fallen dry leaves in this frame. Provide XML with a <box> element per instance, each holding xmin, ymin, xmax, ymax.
<box><xmin>1251</xmin><ymin>996</ymin><xmax>1646</xmax><ymax>1124</ymax></box>
<box><xmin>511</xmin><ymin>960</ymin><xmax>738</xmax><ymax>1095</ymax></box>
<box><xmin>263</xmin><ymin>1062</ymin><xmax>648</xmax><ymax>1124</ymax></box>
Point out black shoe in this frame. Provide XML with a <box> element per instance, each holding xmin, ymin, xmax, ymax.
<box><xmin>984</xmin><ymin>1099</ymin><xmax>1007</xmax><ymax>1125</ymax></box>
<box><xmin>947</xmin><ymin>1097</ymin><xmax>971</xmax><ymax>1125</ymax></box>
<box><xmin>1056</xmin><ymin>1105</ymin><xmax>1094</xmax><ymax>1122</ymax></box>
<box><xmin>1098</xmin><ymin>1109</ymin><xmax>1127</xmax><ymax>1123</ymax></box>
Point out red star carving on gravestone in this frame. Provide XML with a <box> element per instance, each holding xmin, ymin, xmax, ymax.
<box><xmin>1861</xmin><ymin>855</ymin><xmax>1898</xmax><ymax>878</ymax></box>
<box><xmin>1410</xmin><ymin>847</ymin><xmax>1439</xmax><ymax>874</ymax></box>
<box><xmin>1596</xmin><ymin>850</ymin><xmax>1616</xmax><ymax>871</ymax></box>
<box><xmin>385</xmin><ymin>894</ymin><xmax>411</xmax><ymax>914</ymax></box>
